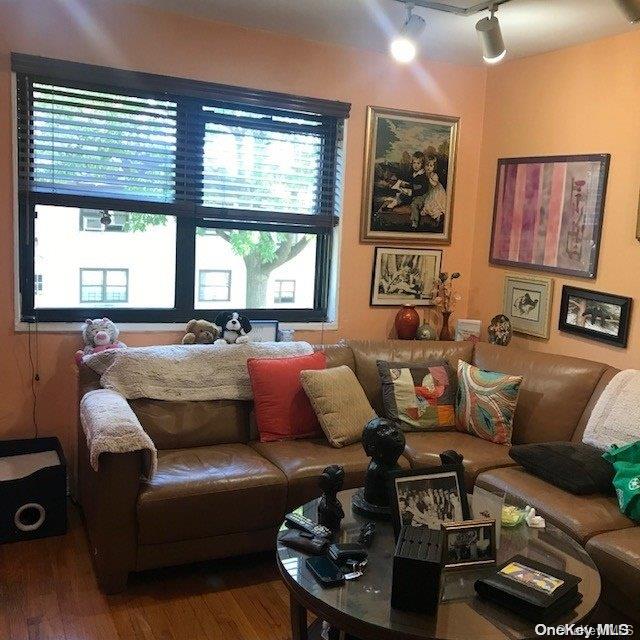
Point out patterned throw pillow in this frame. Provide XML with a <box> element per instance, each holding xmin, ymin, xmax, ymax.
<box><xmin>377</xmin><ymin>360</ymin><xmax>457</xmax><ymax>431</ymax></box>
<box><xmin>455</xmin><ymin>360</ymin><xmax>522</xmax><ymax>445</ymax></box>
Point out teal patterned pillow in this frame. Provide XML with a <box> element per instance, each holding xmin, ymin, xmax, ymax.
<box><xmin>455</xmin><ymin>360</ymin><xmax>522</xmax><ymax>445</ymax></box>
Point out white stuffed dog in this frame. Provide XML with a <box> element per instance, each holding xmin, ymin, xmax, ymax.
<box><xmin>214</xmin><ymin>311</ymin><xmax>252</xmax><ymax>345</ymax></box>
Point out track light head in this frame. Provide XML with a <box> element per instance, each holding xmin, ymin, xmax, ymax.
<box><xmin>476</xmin><ymin>12</ymin><xmax>506</xmax><ymax>64</ymax></box>
<box><xmin>390</xmin><ymin>5</ymin><xmax>426</xmax><ymax>63</ymax></box>
<box><xmin>615</xmin><ymin>0</ymin><xmax>640</xmax><ymax>23</ymax></box>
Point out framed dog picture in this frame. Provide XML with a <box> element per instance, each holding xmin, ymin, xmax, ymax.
<box><xmin>388</xmin><ymin>466</ymin><xmax>469</xmax><ymax>538</ymax></box>
<box><xmin>558</xmin><ymin>286</ymin><xmax>632</xmax><ymax>347</ymax></box>
<box><xmin>360</xmin><ymin>106</ymin><xmax>459</xmax><ymax>245</ymax></box>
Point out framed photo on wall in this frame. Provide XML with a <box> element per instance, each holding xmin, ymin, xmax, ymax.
<box><xmin>503</xmin><ymin>274</ymin><xmax>554</xmax><ymax>339</ymax></box>
<box><xmin>559</xmin><ymin>286</ymin><xmax>632</xmax><ymax>347</ymax></box>
<box><xmin>360</xmin><ymin>106</ymin><xmax>459</xmax><ymax>245</ymax></box>
<box><xmin>489</xmin><ymin>154</ymin><xmax>610</xmax><ymax>278</ymax></box>
<box><xmin>370</xmin><ymin>247</ymin><xmax>442</xmax><ymax>306</ymax></box>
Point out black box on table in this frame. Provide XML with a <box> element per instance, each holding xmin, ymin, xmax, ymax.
<box><xmin>0</xmin><ymin>437</ymin><xmax>67</xmax><ymax>543</ymax></box>
<box><xmin>391</xmin><ymin>525</ymin><xmax>443</xmax><ymax>613</ymax></box>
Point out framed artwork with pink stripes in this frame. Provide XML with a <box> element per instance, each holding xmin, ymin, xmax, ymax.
<box><xmin>489</xmin><ymin>154</ymin><xmax>610</xmax><ymax>278</ymax></box>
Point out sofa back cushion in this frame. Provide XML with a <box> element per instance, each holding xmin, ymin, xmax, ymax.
<box><xmin>472</xmin><ymin>343</ymin><xmax>608</xmax><ymax>444</ymax></box>
<box><xmin>348</xmin><ymin>340</ymin><xmax>474</xmax><ymax>415</ymax></box>
<box><xmin>129</xmin><ymin>398</ymin><xmax>252</xmax><ymax>449</ymax></box>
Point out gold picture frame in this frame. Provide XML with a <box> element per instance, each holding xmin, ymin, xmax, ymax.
<box><xmin>360</xmin><ymin>106</ymin><xmax>459</xmax><ymax>245</ymax></box>
<box><xmin>503</xmin><ymin>273</ymin><xmax>554</xmax><ymax>339</ymax></box>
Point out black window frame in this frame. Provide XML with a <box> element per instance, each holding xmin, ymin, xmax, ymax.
<box><xmin>197</xmin><ymin>269</ymin><xmax>232</xmax><ymax>303</ymax></box>
<box><xmin>274</xmin><ymin>279</ymin><xmax>296</xmax><ymax>304</ymax></box>
<box><xmin>79</xmin><ymin>268</ymin><xmax>130</xmax><ymax>304</ymax></box>
<box><xmin>14</xmin><ymin>54</ymin><xmax>349</xmax><ymax>324</ymax></box>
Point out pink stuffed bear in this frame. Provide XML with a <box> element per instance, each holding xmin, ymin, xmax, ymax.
<box><xmin>75</xmin><ymin>317</ymin><xmax>126</xmax><ymax>366</ymax></box>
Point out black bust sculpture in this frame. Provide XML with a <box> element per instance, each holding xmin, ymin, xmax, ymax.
<box><xmin>317</xmin><ymin>464</ymin><xmax>345</xmax><ymax>531</ymax></box>
<box><xmin>352</xmin><ymin>417</ymin><xmax>406</xmax><ymax>519</ymax></box>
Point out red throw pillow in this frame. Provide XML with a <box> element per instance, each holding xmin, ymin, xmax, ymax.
<box><xmin>248</xmin><ymin>351</ymin><xmax>327</xmax><ymax>442</ymax></box>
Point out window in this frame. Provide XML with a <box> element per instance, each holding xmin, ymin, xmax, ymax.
<box><xmin>274</xmin><ymin>279</ymin><xmax>296</xmax><ymax>304</ymax></box>
<box><xmin>80</xmin><ymin>269</ymin><xmax>129</xmax><ymax>304</ymax></box>
<box><xmin>14</xmin><ymin>54</ymin><xmax>349</xmax><ymax>323</ymax></box>
<box><xmin>34</xmin><ymin>274</ymin><xmax>43</xmax><ymax>295</ymax></box>
<box><xmin>198</xmin><ymin>270</ymin><xmax>231</xmax><ymax>302</ymax></box>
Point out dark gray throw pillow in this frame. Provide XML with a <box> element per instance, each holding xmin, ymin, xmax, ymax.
<box><xmin>509</xmin><ymin>442</ymin><xmax>614</xmax><ymax>495</ymax></box>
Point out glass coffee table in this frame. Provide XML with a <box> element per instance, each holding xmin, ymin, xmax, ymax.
<box><xmin>277</xmin><ymin>488</ymin><xmax>600</xmax><ymax>640</ymax></box>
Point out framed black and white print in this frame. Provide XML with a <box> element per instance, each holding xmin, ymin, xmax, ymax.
<box><xmin>559</xmin><ymin>286</ymin><xmax>632</xmax><ymax>347</ymax></box>
<box><xmin>387</xmin><ymin>465</ymin><xmax>469</xmax><ymax>538</ymax></box>
<box><xmin>370</xmin><ymin>247</ymin><xmax>442</xmax><ymax>306</ymax></box>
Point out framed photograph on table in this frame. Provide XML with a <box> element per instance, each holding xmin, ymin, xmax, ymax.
<box><xmin>360</xmin><ymin>106</ymin><xmax>458</xmax><ymax>245</ymax></box>
<box><xmin>489</xmin><ymin>154</ymin><xmax>610</xmax><ymax>278</ymax></box>
<box><xmin>387</xmin><ymin>466</ymin><xmax>469</xmax><ymax>538</ymax></box>
<box><xmin>370</xmin><ymin>247</ymin><xmax>442</xmax><ymax>306</ymax></box>
<box><xmin>503</xmin><ymin>274</ymin><xmax>554</xmax><ymax>339</ymax></box>
<box><xmin>441</xmin><ymin>519</ymin><xmax>497</xmax><ymax>570</ymax></box>
<box><xmin>559</xmin><ymin>286</ymin><xmax>632</xmax><ymax>347</ymax></box>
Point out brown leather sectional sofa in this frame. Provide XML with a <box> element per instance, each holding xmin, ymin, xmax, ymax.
<box><xmin>77</xmin><ymin>340</ymin><xmax>639</xmax><ymax>622</ymax></box>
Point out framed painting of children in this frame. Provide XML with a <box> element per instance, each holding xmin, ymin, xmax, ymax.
<box><xmin>360</xmin><ymin>106</ymin><xmax>459</xmax><ymax>245</ymax></box>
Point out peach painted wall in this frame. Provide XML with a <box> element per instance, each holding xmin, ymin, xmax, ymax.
<box><xmin>468</xmin><ymin>29</ymin><xmax>640</xmax><ymax>370</ymax></box>
<box><xmin>0</xmin><ymin>0</ymin><xmax>487</xmax><ymax>463</ymax></box>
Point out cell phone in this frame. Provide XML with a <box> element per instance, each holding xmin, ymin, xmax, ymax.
<box><xmin>305</xmin><ymin>556</ymin><xmax>345</xmax><ymax>588</ymax></box>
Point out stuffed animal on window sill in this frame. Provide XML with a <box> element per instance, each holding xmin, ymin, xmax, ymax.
<box><xmin>75</xmin><ymin>317</ymin><xmax>126</xmax><ymax>366</ymax></box>
<box><xmin>214</xmin><ymin>311</ymin><xmax>252</xmax><ymax>345</ymax></box>
<box><xmin>182</xmin><ymin>319</ymin><xmax>219</xmax><ymax>345</ymax></box>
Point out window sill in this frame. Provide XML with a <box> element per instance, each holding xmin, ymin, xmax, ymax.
<box><xmin>14</xmin><ymin>320</ymin><xmax>338</xmax><ymax>334</ymax></box>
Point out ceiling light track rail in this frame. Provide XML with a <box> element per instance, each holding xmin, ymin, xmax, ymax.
<box><xmin>408</xmin><ymin>0</ymin><xmax>512</xmax><ymax>16</ymax></box>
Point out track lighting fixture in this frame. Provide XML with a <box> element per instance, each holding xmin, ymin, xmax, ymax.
<box><xmin>476</xmin><ymin>4</ymin><xmax>507</xmax><ymax>64</ymax></box>
<box><xmin>614</xmin><ymin>0</ymin><xmax>640</xmax><ymax>23</ymax></box>
<box><xmin>390</xmin><ymin>3</ymin><xmax>427</xmax><ymax>63</ymax></box>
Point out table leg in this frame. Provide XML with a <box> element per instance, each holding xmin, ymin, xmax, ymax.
<box><xmin>289</xmin><ymin>592</ymin><xmax>308</xmax><ymax>640</ymax></box>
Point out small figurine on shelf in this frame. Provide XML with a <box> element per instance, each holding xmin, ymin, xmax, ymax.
<box><xmin>432</xmin><ymin>272</ymin><xmax>461</xmax><ymax>341</ymax></box>
<box><xmin>317</xmin><ymin>465</ymin><xmax>345</xmax><ymax>531</ymax></box>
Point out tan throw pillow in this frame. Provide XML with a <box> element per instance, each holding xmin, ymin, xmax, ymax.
<box><xmin>300</xmin><ymin>365</ymin><xmax>377</xmax><ymax>448</ymax></box>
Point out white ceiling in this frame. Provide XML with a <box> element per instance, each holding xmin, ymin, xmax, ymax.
<box><xmin>125</xmin><ymin>0</ymin><xmax>638</xmax><ymax>66</ymax></box>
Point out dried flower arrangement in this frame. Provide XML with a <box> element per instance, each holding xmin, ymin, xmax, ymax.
<box><xmin>433</xmin><ymin>272</ymin><xmax>461</xmax><ymax>313</ymax></box>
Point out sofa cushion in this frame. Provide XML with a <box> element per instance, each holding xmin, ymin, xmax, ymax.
<box><xmin>475</xmin><ymin>467</ymin><xmax>635</xmax><ymax>545</ymax></box>
<box><xmin>586</xmin><ymin>528</ymin><xmax>640</xmax><ymax>623</ymax></box>
<box><xmin>509</xmin><ymin>442</ymin><xmax>615</xmax><ymax>495</ymax></box>
<box><xmin>137</xmin><ymin>444</ymin><xmax>287</xmax><ymax>544</ymax></box>
<box><xmin>377</xmin><ymin>359</ymin><xmax>457</xmax><ymax>431</ymax></box>
<box><xmin>129</xmin><ymin>398</ymin><xmax>252</xmax><ymax>449</ymax></box>
<box><xmin>248</xmin><ymin>351</ymin><xmax>326</xmax><ymax>442</ymax></box>
<box><xmin>472</xmin><ymin>343</ymin><xmax>608</xmax><ymax>444</ymax></box>
<box><xmin>300</xmin><ymin>366</ymin><xmax>376</xmax><ymax>447</ymax></box>
<box><xmin>456</xmin><ymin>360</ymin><xmax>522</xmax><ymax>445</ymax></box>
<box><xmin>402</xmin><ymin>431</ymin><xmax>516</xmax><ymax>490</ymax></box>
<box><xmin>348</xmin><ymin>340</ymin><xmax>474</xmax><ymax>415</ymax></box>
<box><xmin>251</xmin><ymin>438</ymin><xmax>409</xmax><ymax>509</ymax></box>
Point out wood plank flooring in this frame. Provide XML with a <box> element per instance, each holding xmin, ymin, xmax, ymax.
<box><xmin>0</xmin><ymin>504</ymin><xmax>295</xmax><ymax>640</ymax></box>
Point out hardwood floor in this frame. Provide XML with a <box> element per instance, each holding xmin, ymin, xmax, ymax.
<box><xmin>0</xmin><ymin>503</ymin><xmax>295</xmax><ymax>640</ymax></box>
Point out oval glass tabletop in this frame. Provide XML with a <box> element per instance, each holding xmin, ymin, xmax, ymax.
<box><xmin>277</xmin><ymin>488</ymin><xmax>600</xmax><ymax>640</ymax></box>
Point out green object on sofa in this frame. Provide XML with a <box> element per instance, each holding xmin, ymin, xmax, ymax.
<box><xmin>603</xmin><ymin>440</ymin><xmax>640</xmax><ymax>522</ymax></box>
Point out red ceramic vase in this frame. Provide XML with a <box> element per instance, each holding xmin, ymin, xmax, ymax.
<box><xmin>395</xmin><ymin>304</ymin><xmax>420</xmax><ymax>340</ymax></box>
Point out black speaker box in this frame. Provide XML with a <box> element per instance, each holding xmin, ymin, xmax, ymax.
<box><xmin>0</xmin><ymin>437</ymin><xmax>67</xmax><ymax>543</ymax></box>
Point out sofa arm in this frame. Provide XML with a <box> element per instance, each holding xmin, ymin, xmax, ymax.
<box><xmin>80</xmin><ymin>389</ymin><xmax>157</xmax><ymax>478</ymax></box>
<box><xmin>78</xmin><ymin>390</ymin><xmax>156</xmax><ymax>593</ymax></box>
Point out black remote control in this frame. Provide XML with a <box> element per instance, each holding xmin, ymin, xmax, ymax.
<box><xmin>285</xmin><ymin>512</ymin><xmax>332</xmax><ymax>538</ymax></box>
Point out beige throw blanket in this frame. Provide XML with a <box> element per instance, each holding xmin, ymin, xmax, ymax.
<box><xmin>583</xmin><ymin>369</ymin><xmax>640</xmax><ymax>450</ymax></box>
<box><xmin>84</xmin><ymin>341</ymin><xmax>314</xmax><ymax>401</ymax></box>
<box><xmin>80</xmin><ymin>389</ymin><xmax>157</xmax><ymax>479</ymax></box>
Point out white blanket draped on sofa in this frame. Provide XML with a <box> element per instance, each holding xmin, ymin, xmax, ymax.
<box><xmin>84</xmin><ymin>341</ymin><xmax>314</xmax><ymax>401</ymax></box>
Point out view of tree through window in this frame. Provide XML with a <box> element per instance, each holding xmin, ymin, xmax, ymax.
<box><xmin>15</xmin><ymin>55</ymin><xmax>347</xmax><ymax>322</ymax></box>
